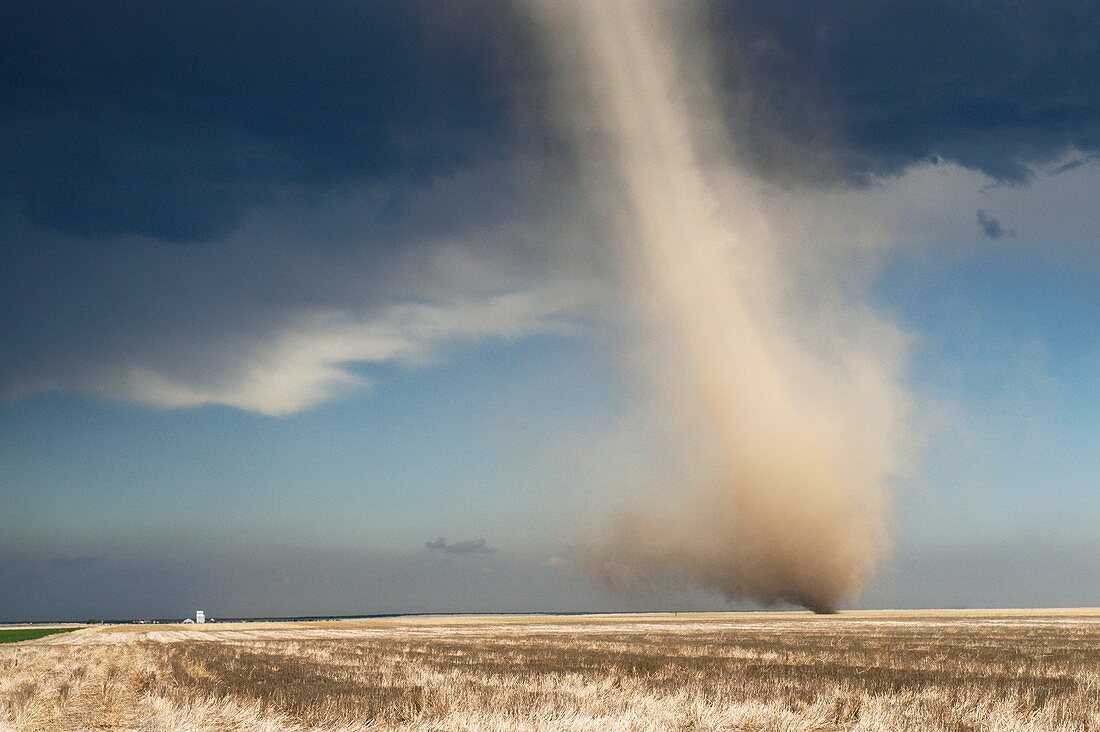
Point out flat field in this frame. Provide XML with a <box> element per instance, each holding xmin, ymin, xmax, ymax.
<box><xmin>1</xmin><ymin>609</ymin><xmax>1097</xmax><ymax>731</ymax></box>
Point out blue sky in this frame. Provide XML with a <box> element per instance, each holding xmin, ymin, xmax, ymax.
<box><xmin>1</xmin><ymin>0</ymin><xmax>1098</xmax><ymax>620</ymax></box>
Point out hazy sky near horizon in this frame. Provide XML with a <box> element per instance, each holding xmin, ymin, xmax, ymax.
<box><xmin>2</xmin><ymin>0</ymin><xmax>1099</xmax><ymax>621</ymax></box>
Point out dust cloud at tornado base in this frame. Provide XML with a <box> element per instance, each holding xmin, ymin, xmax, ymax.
<box><xmin>531</xmin><ymin>0</ymin><xmax>911</xmax><ymax>612</ymax></box>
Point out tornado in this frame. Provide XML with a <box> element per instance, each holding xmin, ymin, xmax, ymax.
<box><xmin>532</xmin><ymin>0</ymin><xmax>911</xmax><ymax>612</ymax></box>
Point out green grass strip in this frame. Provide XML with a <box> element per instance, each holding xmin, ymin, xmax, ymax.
<box><xmin>0</xmin><ymin>627</ymin><xmax>83</xmax><ymax>644</ymax></box>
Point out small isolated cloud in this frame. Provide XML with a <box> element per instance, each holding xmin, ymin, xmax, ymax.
<box><xmin>977</xmin><ymin>209</ymin><xmax>1015</xmax><ymax>239</ymax></box>
<box><xmin>425</xmin><ymin>537</ymin><xmax>496</xmax><ymax>555</ymax></box>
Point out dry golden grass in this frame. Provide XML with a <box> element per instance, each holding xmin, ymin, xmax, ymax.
<box><xmin>1</xmin><ymin>610</ymin><xmax>1098</xmax><ymax>731</ymax></box>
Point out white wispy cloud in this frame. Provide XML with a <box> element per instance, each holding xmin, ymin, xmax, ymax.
<box><xmin>98</xmin><ymin>285</ymin><xmax>585</xmax><ymax>416</ymax></box>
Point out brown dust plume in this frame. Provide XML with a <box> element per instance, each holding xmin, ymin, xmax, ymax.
<box><xmin>532</xmin><ymin>0</ymin><xmax>911</xmax><ymax>612</ymax></box>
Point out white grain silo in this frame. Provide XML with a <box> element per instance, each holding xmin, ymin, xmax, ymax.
<box><xmin>196</xmin><ymin>610</ymin><xmax>205</xmax><ymax>624</ymax></box>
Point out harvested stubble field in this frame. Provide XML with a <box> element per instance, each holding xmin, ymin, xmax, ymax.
<box><xmin>1</xmin><ymin>610</ymin><xmax>1098</xmax><ymax>731</ymax></box>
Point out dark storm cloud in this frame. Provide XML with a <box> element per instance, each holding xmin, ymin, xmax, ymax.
<box><xmin>705</xmin><ymin>0</ymin><xmax>1100</xmax><ymax>185</ymax></box>
<box><xmin>0</xmin><ymin>1</ymin><xmax>591</xmax><ymax>414</ymax></box>
<box><xmin>3</xmin><ymin>0</ymin><xmax>1100</xmax><ymax>246</ymax></box>
<box><xmin>0</xmin><ymin>167</ymin><xmax>584</xmax><ymax>414</ymax></box>
<box><xmin>0</xmin><ymin>0</ymin><xmax>545</xmax><ymax>242</ymax></box>
<box><xmin>425</xmin><ymin>537</ymin><xmax>497</xmax><ymax>555</ymax></box>
<box><xmin>2</xmin><ymin>0</ymin><xmax>1100</xmax><ymax>414</ymax></box>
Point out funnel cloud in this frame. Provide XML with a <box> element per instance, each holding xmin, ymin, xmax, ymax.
<box><xmin>534</xmin><ymin>0</ymin><xmax>910</xmax><ymax>612</ymax></box>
